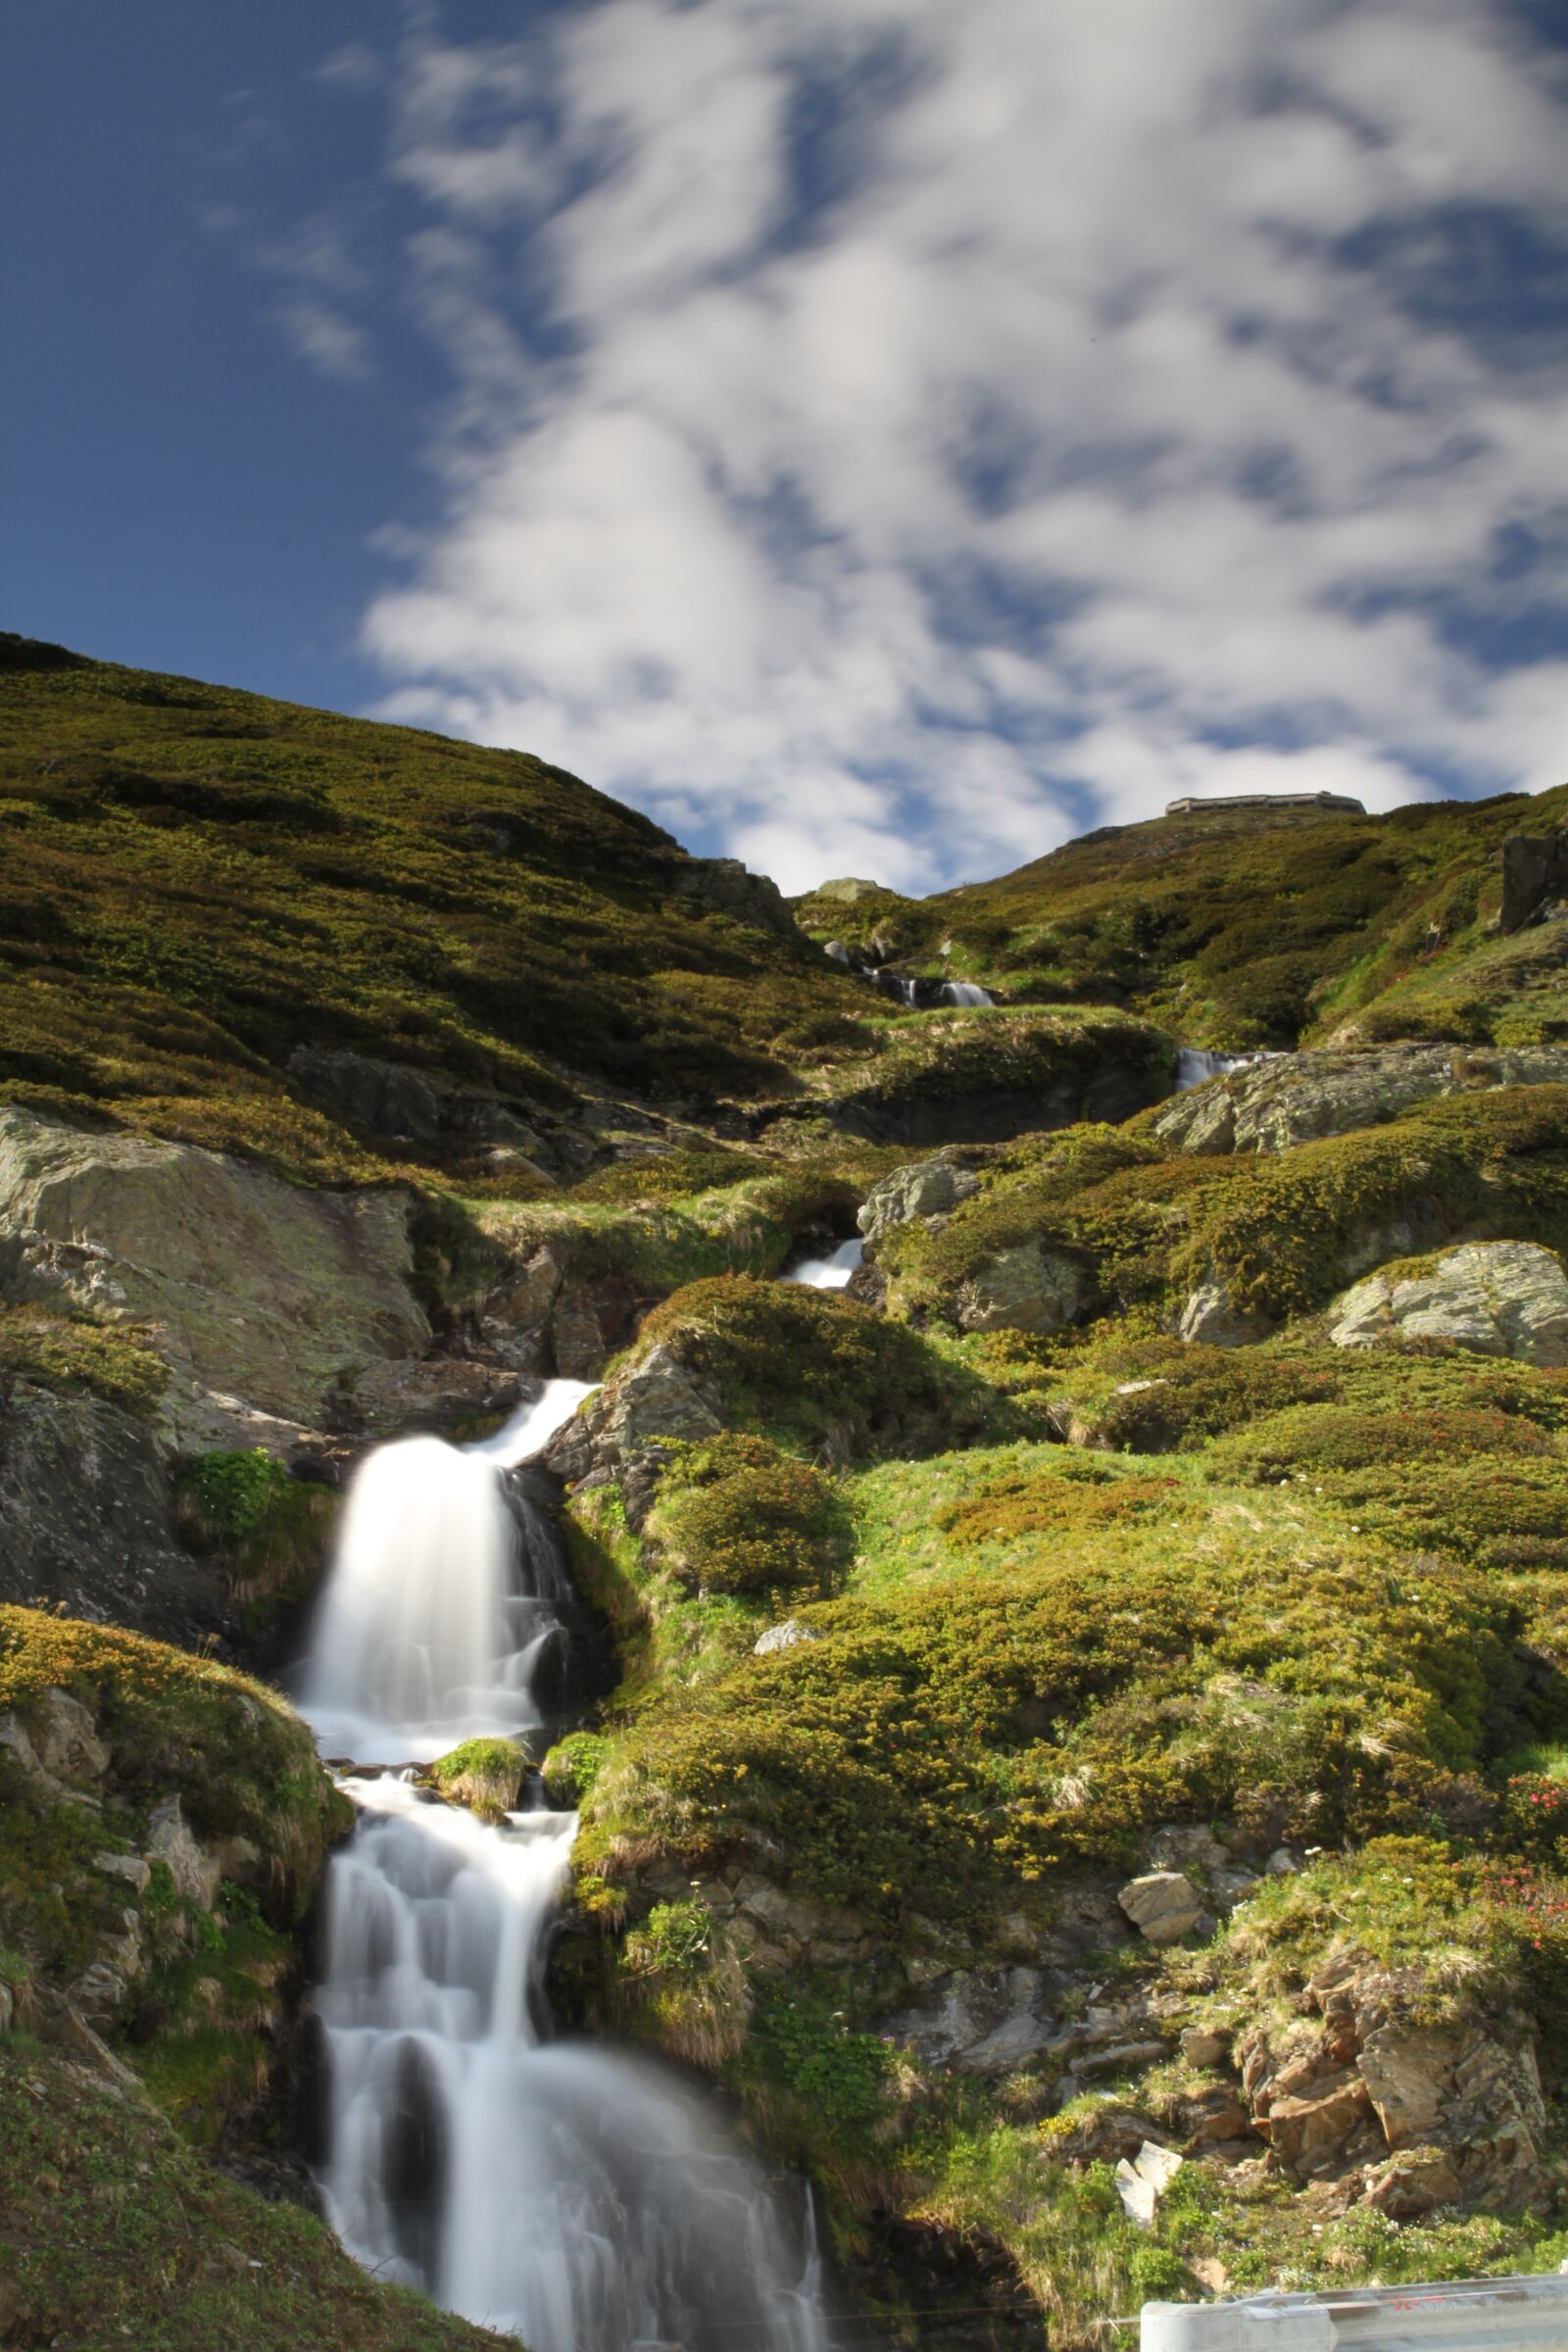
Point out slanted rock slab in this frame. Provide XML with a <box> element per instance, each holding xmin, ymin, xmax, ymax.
<box><xmin>1327</xmin><ymin>1240</ymin><xmax>1568</xmax><ymax>1366</ymax></box>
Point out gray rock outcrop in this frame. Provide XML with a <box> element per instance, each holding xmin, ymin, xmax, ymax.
<box><xmin>1326</xmin><ymin>1241</ymin><xmax>1568</xmax><ymax>1365</ymax></box>
<box><xmin>0</xmin><ymin>1106</ymin><xmax>429</xmax><ymax>1425</ymax></box>
<box><xmin>858</xmin><ymin>1155</ymin><xmax>981</xmax><ymax>1242</ymax></box>
<box><xmin>673</xmin><ymin>857</ymin><xmax>801</xmax><ymax>940</ymax></box>
<box><xmin>1152</xmin><ymin>1044</ymin><xmax>1568</xmax><ymax>1159</ymax></box>
<box><xmin>0</xmin><ymin>1381</ymin><xmax>231</xmax><ymax>1643</ymax></box>
<box><xmin>546</xmin><ymin>1342</ymin><xmax>722</xmax><ymax>1508</ymax></box>
<box><xmin>1499</xmin><ymin>833</ymin><xmax>1568</xmax><ymax>934</ymax></box>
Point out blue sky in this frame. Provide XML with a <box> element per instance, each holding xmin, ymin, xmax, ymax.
<box><xmin>5</xmin><ymin>2</ymin><xmax>1567</xmax><ymax>892</ymax></box>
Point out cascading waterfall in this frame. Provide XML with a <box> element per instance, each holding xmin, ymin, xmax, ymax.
<box><xmin>300</xmin><ymin>1381</ymin><xmax>831</xmax><ymax>2352</ymax></box>
<box><xmin>941</xmin><ymin>981</ymin><xmax>993</xmax><ymax>1007</ymax></box>
<box><xmin>782</xmin><ymin>1237</ymin><xmax>863</xmax><ymax>1290</ymax></box>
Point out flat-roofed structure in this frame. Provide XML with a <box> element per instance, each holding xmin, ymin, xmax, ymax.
<box><xmin>1164</xmin><ymin>790</ymin><xmax>1366</xmax><ymax>816</ymax></box>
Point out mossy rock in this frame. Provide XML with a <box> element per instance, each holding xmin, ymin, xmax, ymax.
<box><xmin>430</xmin><ymin>1737</ymin><xmax>527</xmax><ymax>1821</ymax></box>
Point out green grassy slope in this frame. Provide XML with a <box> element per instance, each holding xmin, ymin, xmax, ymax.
<box><xmin>795</xmin><ymin>789</ymin><xmax>1568</xmax><ymax>1052</ymax></box>
<box><xmin>0</xmin><ymin>634</ymin><xmax>871</xmax><ymax>1182</ymax></box>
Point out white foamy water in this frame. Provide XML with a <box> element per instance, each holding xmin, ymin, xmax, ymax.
<box><xmin>299</xmin><ymin>1382</ymin><xmax>593</xmax><ymax>1763</ymax></box>
<box><xmin>942</xmin><ymin>981</ymin><xmax>993</xmax><ymax>1007</ymax></box>
<box><xmin>1175</xmin><ymin>1046</ymin><xmax>1261</xmax><ymax>1091</ymax></box>
<box><xmin>305</xmin><ymin>1381</ymin><xmax>832</xmax><ymax>2350</ymax></box>
<box><xmin>782</xmin><ymin>1238</ymin><xmax>863</xmax><ymax>1290</ymax></box>
<box><xmin>318</xmin><ymin>1776</ymin><xmax>826</xmax><ymax>2352</ymax></box>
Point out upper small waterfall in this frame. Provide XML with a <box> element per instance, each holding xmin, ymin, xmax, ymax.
<box><xmin>1175</xmin><ymin>1046</ymin><xmax>1260</xmax><ymax>1091</ymax></box>
<box><xmin>782</xmin><ymin>1237</ymin><xmax>863</xmax><ymax>1290</ymax></box>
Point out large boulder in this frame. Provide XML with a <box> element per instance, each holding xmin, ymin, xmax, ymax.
<box><xmin>546</xmin><ymin>1342</ymin><xmax>722</xmax><ymax>1500</ymax></box>
<box><xmin>1151</xmin><ymin>1044</ymin><xmax>1568</xmax><ymax>1158</ymax></box>
<box><xmin>858</xmin><ymin>1154</ymin><xmax>981</xmax><ymax>1242</ymax></box>
<box><xmin>955</xmin><ymin>1240</ymin><xmax>1088</xmax><ymax>1336</ymax></box>
<box><xmin>0</xmin><ymin>1107</ymin><xmax>429</xmax><ymax>1423</ymax></box>
<box><xmin>1326</xmin><ymin>1241</ymin><xmax>1568</xmax><ymax>1366</ymax></box>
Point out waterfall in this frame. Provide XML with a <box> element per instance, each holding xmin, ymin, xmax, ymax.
<box><xmin>300</xmin><ymin>1385</ymin><xmax>594</xmax><ymax>1764</ymax></box>
<box><xmin>941</xmin><ymin>981</ymin><xmax>993</xmax><ymax>1007</ymax></box>
<box><xmin>300</xmin><ymin>1380</ymin><xmax>832</xmax><ymax>2352</ymax></box>
<box><xmin>782</xmin><ymin>1238</ymin><xmax>863</xmax><ymax>1290</ymax></box>
<box><xmin>1174</xmin><ymin>1046</ymin><xmax>1260</xmax><ymax>1091</ymax></box>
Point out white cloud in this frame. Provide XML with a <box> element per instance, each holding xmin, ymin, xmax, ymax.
<box><xmin>331</xmin><ymin>0</ymin><xmax>1568</xmax><ymax>889</ymax></box>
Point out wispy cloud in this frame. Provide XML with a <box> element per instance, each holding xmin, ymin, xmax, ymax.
<box><xmin>313</xmin><ymin>0</ymin><xmax>1568</xmax><ymax>890</ymax></box>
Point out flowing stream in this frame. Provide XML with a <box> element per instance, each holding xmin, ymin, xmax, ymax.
<box><xmin>299</xmin><ymin>1383</ymin><xmax>831</xmax><ymax>2352</ymax></box>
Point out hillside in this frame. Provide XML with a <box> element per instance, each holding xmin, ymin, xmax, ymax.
<box><xmin>794</xmin><ymin>787</ymin><xmax>1568</xmax><ymax>1053</ymax></box>
<box><xmin>4</xmin><ymin>645</ymin><xmax>1568</xmax><ymax>2352</ymax></box>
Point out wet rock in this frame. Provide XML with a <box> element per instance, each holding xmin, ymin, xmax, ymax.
<box><xmin>878</xmin><ymin>1966</ymin><xmax>1067</xmax><ymax>2075</ymax></box>
<box><xmin>146</xmin><ymin>1796</ymin><xmax>222</xmax><ymax>1911</ymax></box>
<box><xmin>1151</xmin><ymin>1042</ymin><xmax>1568</xmax><ymax>1158</ymax></box>
<box><xmin>346</xmin><ymin>1355</ymin><xmax>526</xmax><ymax>1440</ymax></box>
<box><xmin>955</xmin><ymin>1241</ymin><xmax>1088</xmax><ymax>1337</ymax></box>
<box><xmin>858</xmin><ymin>1155</ymin><xmax>982</xmax><ymax>1242</ymax></box>
<box><xmin>0</xmin><ymin>1105</ymin><xmax>428</xmax><ymax>1423</ymax></box>
<box><xmin>1326</xmin><ymin>1241</ymin><xmax>1568</xmax><ymax>1367</ymax></box>
<box><xmin>1117</xmin><ymin>1871</ymin><xmax>1205</xmax><ymax>1945</ymax></box>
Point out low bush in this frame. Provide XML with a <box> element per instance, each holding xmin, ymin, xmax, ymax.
<box><xmin>648</xmin><ymin>1434</ymin><xmax>854</xmax><ymax>1599</ymax></box>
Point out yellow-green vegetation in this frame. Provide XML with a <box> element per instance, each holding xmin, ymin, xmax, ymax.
<box><xmin>428</xmin><ymin>1737</ymin><xmax>527</xmax><ymax>1820</ymax></box>
<box><xmin>647</xmin><ymin>1435</ymin><xmax>855</xmax><ymax>1600</ymax></box>
<box><xmin>0</xmin><ymin>1298</ymin><xmax>168</xmax><ymax>1414</ymax></box>
<box><xmin>476</xmin><ymin>1152</ymin><xmax>889</xmax><ymax>1297</ymax></box>
<box><xmin>560</xmin><ymin>1282</ymin><xmax>1568</xmax><ymax>2340</ymax></box>
<box><xmin>875</xmin><ymin>1084</ymin><xmax>1568</xmax><ymax>1332</ymax></box>
<box><xmin>173</xmin><ymin>1449</ymin><xmax>339</xmax><ymax>1625</ymax></box>
<box><xmin>0</xmin><ymin>2043</ymin><xmax>512</xmax><ymax>2352</ymax></box>
<box><xmin>580</xmin><ymin>1466</ymin><xmax>1522</xmax><ymax>1922</ymax></box>
<box><xmin>0</xmin><ymin>1606</ymin><xmax>347</xmax><ymax>1922</ymax></box>
<box><xmin>803</xmin><ymin>786</ymin><xmax>1568</xmax><ymax>1050</ymax></box>
<box><xmin>768</xmin><ymin>1003</ymin><xmax>1173</xmax><ymax>1142</ymax></box>
<box><xmin>632</xmin><ymin>1274</ymin><xmax>1007</xmax><ymax>1456</ymax></box>
<box><xmin>0</xmin><ymin>634</ymin><xmax>875</xmax><ymax>1183</ymax></box>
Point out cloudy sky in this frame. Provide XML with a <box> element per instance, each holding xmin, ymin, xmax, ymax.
<box><xmin>7</xmin><ymin>3</ymin><xmax>1568</xmax><ymax>891</ymax></box>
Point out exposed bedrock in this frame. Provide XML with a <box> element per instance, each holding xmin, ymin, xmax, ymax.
<box><xmin>1326</xmin><ymin>1239</ymin><xmax>1568</xmax><ymax>1365</ymax></box>
<box><xmin>0</xmin><ymin>1105</ymin><xmax>428</xmax><ymax>1428</ymax></box>
<box><xmin>1151</xmin><ymin>1041</ymin><xmax>1568</xmax><ymax>1158</ymax></box>
<box><xmin>0</xmin><ymin>1381</ymin><xmax>231</xmax><ymax>1644</ymax></box>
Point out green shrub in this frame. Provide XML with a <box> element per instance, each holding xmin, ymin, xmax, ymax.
<box><xmin>648</xmin><ymin>1435</ymin><xmax>854</xmax><ymax>1599</ymax></box>
<box><xmin>541</xmin><ymin>1730</ymin><xmax>610</xmax><ymax>1807</ymax></box>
